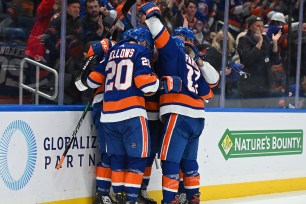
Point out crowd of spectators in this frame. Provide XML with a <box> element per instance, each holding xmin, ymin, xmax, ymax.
<box><xmin>0</xmin><ymin>0</ymin><xmax>306</xmax><ymax>107</ymax></box>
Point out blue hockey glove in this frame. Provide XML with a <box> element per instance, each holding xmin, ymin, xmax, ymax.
<box><xmin>140</xmin><ymin>2</ymin><xmax>161</xmax><ymax>19</ymax></box>
<box><xmin>161</xmin><ymin>76</ymin><xmax>182</xmax><ymax>93</ymax></box>
<box><xmin>86</xmin><ymin>38</ymin><xmax>112</xmax><ymax>58</ymax></box>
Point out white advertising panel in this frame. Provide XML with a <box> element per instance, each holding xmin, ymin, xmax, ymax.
<box><xmin>149</xmin><ymin>111</ymin><xmax>306</xmax><ymax>190</ymax></box>
<box><xmin>0</xmin><ymin>109</ymin><xmax>306</xmax><ymax>203</ymax></box>
<box><xmin>0</xmin><ymin>110</ymin><xmax>99</xmax><ymax>204</ymax></box>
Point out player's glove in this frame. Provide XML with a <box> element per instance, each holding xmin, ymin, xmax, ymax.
<box><xmin>140</xmin><ymin>2</ymin><xmax>161</xmax><ymax>19</ymax></box>
<box><xmin>185</xmin><ymin>43</ymin><xmax>205</xmax><ymax>62</ymax></box>
<box><xmin>86</xmin><ymin>38</ymin><xmax>112</xmax><ymax>58</ymax></box>
<box><xmin>161</xmin><ymin>76</ymin><xmax>182</xmax><ymax>93</ymax></box>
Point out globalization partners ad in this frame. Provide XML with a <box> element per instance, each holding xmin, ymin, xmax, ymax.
<box><xmin>0</xmin><ymin>111</ymin><xmax>99</xmax><ymax>204</ymax></box>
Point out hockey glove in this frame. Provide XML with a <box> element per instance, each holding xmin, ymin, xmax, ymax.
<box><xmin>161</xmin><ymin>76</ymin><xmax>182</xmax><ymax>93</ymax></box>
<box><xmin>140</xmin><ymin>2</ymin><xmax>161</xmax><ymax>19</ymax></box>
<box><xmin>86</xmin><ymin>38</ymin><xmax>112</xmax><ymax>58</ymax></box>
<box><xmin>185</xmin><ymin>43</ymin><xmax>205</xmax><ymax>62</ymax></box>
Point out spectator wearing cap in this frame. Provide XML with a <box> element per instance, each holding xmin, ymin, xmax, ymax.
<box><xmin>44</xmin><ymin>0</ymin><xmax>85</xmax><ymax>104</ymax></box>
<box><xmin>267</xmin><ymin>12</ymin><xmax>306</xmax><ymax>76</ymax></box>
<box><xmin>44</xmin><ymin>0</ymin><xmax>83</xmax><ymax>63</ymax></box>
<box><xmin>263</xmin><ymin>10</ymin><xmax>276</xmax><ymax>35</ymax></box>
<box><xmin>237</xmin><ymin>15</ymin><xmax>282</xmax><ymax>108</ymax></box>
<box><xmin>267</xmin><ymin>12</ymin><xmax>306</xmax><ymax>44</ymax></box>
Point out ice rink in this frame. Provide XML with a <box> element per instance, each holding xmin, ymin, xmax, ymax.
<box><xmin>201</xmin><ymin>190</ymin><xmax>306</xmax><ymax>204</ymax></box>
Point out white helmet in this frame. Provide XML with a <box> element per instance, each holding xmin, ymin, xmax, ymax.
<box><xmin>271</xmin><ymin>12</ymin><xmax>286</xmax><ymax>24</ymax></box>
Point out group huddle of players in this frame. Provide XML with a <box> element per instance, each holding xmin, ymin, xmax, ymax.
<box><xmin>85</xmin><ymin>2</ymin><xmax>219</xmax><ymax>204</ymax></box>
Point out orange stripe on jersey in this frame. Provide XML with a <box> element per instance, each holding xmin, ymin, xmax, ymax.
<box><xmin>140</xmin><ymin>116</ymin><xmax>149</xmax><ymax>158</ymax></box>
<box><xmin>146</xmin><ymin>7</ymin><xmax>161</xmax><ymax>16</ymax></box>
<box><xmin>184</xmin><ymin>175</ymin><xmax>200</xmax><ymax>189</ymax></box>
<box><xmin>134</xmin><ymin>74</ymin><xmax>158</xmax><ymax>89</ymax></box>
<box><xmin>145</xmin><ymin>101</ymin><xmax>159</xmax><ymax>111</ymax></box>
<box><xmin>200</xmin><ymin>89</ymin><xmax>214</xmax><ymax>100</ymax></box>
<box><xmin>89</xmin><ymin>71</ymin><xmax>105</xmax><ymax>84</ymax></box>
<box><xmin>160</xmin><ymin>94</ymin><xmax>204</xmax><ymax>109</ymax></box>
<box><xmin>103</xmin><ymin>96</ymin><xmax>145</xmax><ymax>112</ymax></box>
<box><xmin>125</xmin><ymin>172</ymin><xmax>143</xmax><ymax>186</ymax></box>
<box><xmin>160</xmin><ymin>114</ymin><xmax>177</xmax><ymax>160</ymax></box>
<box><xmin>86</xmin><ymin>46</ymin><xmax>94</xmax><ymax>58</ymax></box>
<box><xmin>112</xmin><ymin>171</ymin><xmax>125</xmax><ymax>184</ymax></box>
<box><xmin>155</xmin><ymin>29</ymin><xmax>170</xmax><ymax>49</ymax></box>
<box><xmin>94</xmin><ymin>85</ymin><xmax>105</xmax><ymax>97</ymax></box>
<box><xmin>144</xmin><ymin>166</ymin><xmax>152</xmax><ymax>177</ymax></box>
<box><xmin>209</xmin><ymin>83</ymin><xmax>218</xmax><ymax>89</ymax></box>
<box><xmin>96</xmin><ymin>166</ymin><xmax>111</xmax><ymax>179</ymax></box>
<box><xmin>162</xmin><ymin>175</ymin><xmax>179</xmax><ymax>191</ymax></box>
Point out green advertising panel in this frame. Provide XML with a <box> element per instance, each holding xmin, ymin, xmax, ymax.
<box><xmin>219</xmin><ymin>129</ymin><xmax>303</xmax><ymax>160</ymax></box>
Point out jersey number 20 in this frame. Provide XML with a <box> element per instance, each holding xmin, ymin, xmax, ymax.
<box><xmin>105</xmin><ymin>59</ymin><xmax>134</xmax><ymax>91</ymax></box>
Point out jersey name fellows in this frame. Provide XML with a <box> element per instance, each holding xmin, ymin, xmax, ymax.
<box><xmin>109</xmin><ymin>48</ymin><xmax>135</xmax><ymax>60</ymax></box>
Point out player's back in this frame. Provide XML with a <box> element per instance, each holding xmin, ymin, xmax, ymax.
<box><xmin>155</xmin><ymin>35</ymin><xmax>213</xmax><ymax>118</ymax></box>
<box><xmin>100</xmin><ymin>40</ymin><xmax>155</xmax><ymax>122</ymax></box>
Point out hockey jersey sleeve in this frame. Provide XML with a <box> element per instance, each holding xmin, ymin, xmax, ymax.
<box><xmin>145</xmin><ymin>17</ymin><xmax>169</xmax><ymax>50</ymax></box>
<box><xmin>87</xmin><ymin>60</ymin><xmax>106</xmax><ymax>89</ymax></box>
<box><xmin>199</xmin><ymin>61</ymin><xmax>220</xmax><ymax>88</ymax></box>
<box><xmin>133</xmin><ymin>50</ymin><xmax>160</xmax><ymax>94</ymax></box>
<box><xmin>197</xmin><ymin>75</ymin><xmax>214</xmax><ymax>100</ymax></box>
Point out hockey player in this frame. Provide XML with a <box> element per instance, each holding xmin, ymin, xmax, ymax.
<box><xmin>85</xmin><ymin>38</ymin><xmax>115</xmax><ymax>204</ymax></box>
<box><xmin>137</xmin><ymin>46</ymin><xmax>161</xmax><ymax>204</ymax></box>
<box><xmin>139</xmin><ymin>37</ymin><xmax>189</xmax><ymax>204</ymax></box>
<box><xmin>172</xmin><ymin>26</ymin><xmax>219</xmax><ymax>204</ymax></box>
<box><xmin>140</xmin><ymin>3</ymin><xmax>218</xmax><ymax>204</ymax></box>
<box><xmin>173</xmin><ymin>26</ymin><xmax>219</xmax><ymax>89</ymax></box>
<box><xmin>87</xmin><ymin>27</ymin><xmax>180</xmax><ymax>204</ymax></box>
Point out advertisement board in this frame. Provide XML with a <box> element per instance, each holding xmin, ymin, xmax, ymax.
<box><xmin>0</xmin><ymin>110</ymin><xmax>99</xmax><ymax>203</ymax></box>
<box><xmin>0</xmin><ymin>108</ymin><xmax>306</xmax><ymax>203</ymax></box>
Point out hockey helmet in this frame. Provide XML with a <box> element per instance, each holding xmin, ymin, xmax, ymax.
<box><xmin>129</xmin><ymin>27</ymin><xmax>154</xmax><ymax>52</ymax></box>
<box><xmin>271</xmin><ymin>12</ymin><xmax>286</xmax><ymax>24</ymax></box>
<box><xmin>172</xmin><ymin>36</ymin><xmax>185</xmax><ymax>51</ymax></box>
<box><xmin>122</xmin><ymin>29</ymin><xmax>133</xmax><ymax>40</ymax></box>
<box><xmin>173</xmin><ymin>27</ymin><xmax>194</xmax><ymax>43</ymax></box>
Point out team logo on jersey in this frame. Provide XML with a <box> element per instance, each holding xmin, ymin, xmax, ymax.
<box><xmin>0</xmin><ymin>120</ymin><xmax>37</xmax><ymax>190</ymax></box>
<box><xmin>132</xmin><ymin>143</ymin><xmax>136</xmax><ymax>148</ymax></box>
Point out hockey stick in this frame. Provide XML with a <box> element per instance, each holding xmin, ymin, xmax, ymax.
<box><xmin>74</xmin><ymin>0</ymin><xmax>136</xmax><ymax>91</ymax></box>
<box><xmin>74</xmin><ymin>55</ymin><xmax>95</xmax><ymax>91</ymax></box>
<box><xmin>104</xmin><ymin>0</ymin><xmax>136</xmax><ymax>39</ymax></box>
<box><xmin>56</xmin><ymin>100</ymin><xmax>91</xmax><ymax>170</ymax></box>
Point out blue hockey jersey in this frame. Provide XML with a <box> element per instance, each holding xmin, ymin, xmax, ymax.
<box><xmin>146</xmin><ymin>18</ymin><xmax>214</xmax><ymax>119</ymax></box>
<box><xmin>87</xmin><ymin>39</ymin><xmax>159</xmax><ymax>122</ymax></box>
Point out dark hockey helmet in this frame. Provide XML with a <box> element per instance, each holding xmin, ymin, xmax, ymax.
<box><xmin>173</xmin><ymin>27</ymin><xmax>194</xmax><ymax>43</ymax></box>
<box><xmin>129</xmin><ymin>27</ymin><xmax>154</xmax><ymax>52</ymax></box>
